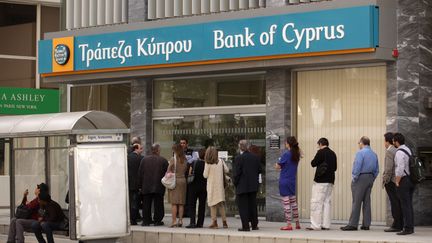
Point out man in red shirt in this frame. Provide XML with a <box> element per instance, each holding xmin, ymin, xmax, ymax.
<box><xmin>7</xmin><ymin>183</ymin><xmax>49</xmax><ymax>243</ymax></box>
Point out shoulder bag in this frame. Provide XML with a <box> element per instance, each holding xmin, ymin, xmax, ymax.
<box><xmin>15</xmin><ymin>204</ymin><xmax>32</xmax><ymax>219</ymax></box>
<box><xmin>161</xmin><ymin>156</ymin><xmax>177</xmax><ymax>189</ymax></box>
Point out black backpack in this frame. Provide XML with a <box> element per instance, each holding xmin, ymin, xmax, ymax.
<box><xmin>398</xmin><ymin>148</ymin><xmax>426</xmax><ymax>184</ymax></box>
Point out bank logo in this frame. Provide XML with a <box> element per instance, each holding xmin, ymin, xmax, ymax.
<box><xmin>54</xmin><ymin>44</ymin><xmax>70</xmax><ymax>65</ymax></box>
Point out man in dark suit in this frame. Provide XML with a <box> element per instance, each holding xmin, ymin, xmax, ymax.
<box><xmin>138</xmin><ymin>143</ymin><xmax>169</xmax><ymax>226</ymax></box>
<box><xmin>185</xmin><ymin>149</ymin><xmax>207</xmax><ymax>228</ymax></box>
<box><xmin>234</xmin><ymin>140</ymin><xmax>262</xmax><ymax>232</ymax></box>
<box><xmin>127</xmin><ymin>143</ymin><xmax>143</xmax><ymax>225</ymax></box>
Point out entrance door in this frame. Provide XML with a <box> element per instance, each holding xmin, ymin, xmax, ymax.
<box><xmin>154</xmin><ymin>114</ymin><xmax>266</xmax><ymax>216</ymax></box>
<box><xmin>296</xmin><ymin>66</ymin><xmax>387</xmax><ymax>223</ymax></box>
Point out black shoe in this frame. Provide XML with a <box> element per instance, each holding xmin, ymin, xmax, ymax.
<box><xmin>306</xmin><ymin>227</ymin><xmax>315</xmax><ymax>231</ymax></box>
<box><xmin>238</xmin><ymin>228</ymin><xmax>250</xmax><ymax>232</ymax></box>
<box><xmin>186</xmin><ymin>224</ymin><xmax>196</xmax><ymax>228</ymax></box>
<box><xmin>321</xmin><ymin>227</ymin><xmax>330</xmax><ymax>230</ymax></box>
<box><xmin>384</xmin><ymin>227</ymin><xmax>401</xmax><ymax>232</ymax></box>
<box><xmin>196</xmin><ymin>225</ymin><xmax>203</xmax><ymax>228</ymax></box>
<box><xmin>397</xmin><ymin>229</ymin><xmax>414</xmax><ymax>235</ymax></box>
<box><xmin>252</xmin><ymin>226</ymin><xmax>259</xmax><ymax>230</ymax></box>
<box><xmin>153</xmin><ymin>221</ymin><xmax>164</xmax><ymax>226</ymax></box>
<box><xmin>141</xmin><ymin>223</ymin><xmax>150</xmax><ymax>226</ymax></box>
<box><xmin>340</xmin><ymin>225</ymin><xmax>357</xmax><ymax>231</ymax></box>
<box><xmin>360</xmin><ymin>226</ymin><xmax>370</xmax><ymax>230</ymax></box>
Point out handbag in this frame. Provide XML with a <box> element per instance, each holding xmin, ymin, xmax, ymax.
<box><xmin>221</xmin><ymin>160</ymin><xmax>232</xmax><ymax>189</ymax></box>
<box><xmin>15</xmin><ymin>204</ymin><xmax>32</xmax><ymax>219</ymax></box>
<box><xmin>187</xmin><ymin>161</ymin><xmax>196</xmax><ymax>184</ymax></box>
<box><xmin>161</xmin><ymin>156</ymin><xmax>177</xmax><ymax>189</ymax></box>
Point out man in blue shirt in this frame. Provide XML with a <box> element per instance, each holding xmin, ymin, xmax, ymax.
<box><xmin>341</xmin><ymin>136</ymin><xmax>379</xmax><ymax>231</ymax></box>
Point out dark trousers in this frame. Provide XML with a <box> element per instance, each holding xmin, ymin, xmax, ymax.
<box><xmin>142</xmin><ymin>193</ymin><xmax>165</xmax><ymax>225</ymax></box>
<box><xmin>385</xmin><ymin>181</ymin><xmax>403</xmax><ymax>229</ymax></box>
<box><xmin>31</xmin><ymin>221</ymin><xmax>62</xmax><ymax>243</ymax></box>
<box><xmin>396</xmin><ymin>177</ymin><xmax>415</xmax><ymax>231</ymax></box>
<box><xmin>129</xmin><ymin>190</ymin><xmax>141</xmax><ymax>223</ymax></box>
<box><xmin>348</xmin><ymin>174</ymin><xmax>374</xmax><ymax>227</ymax></box>
<box><xmin>237</xmin><ymin>192</ymin><xmax>258</xmax><ymax>230</ymax></box>
<box><xmin>188</xmin><ymin>186</ymin><xmax>207</xmax><ymax>226</ymax></box>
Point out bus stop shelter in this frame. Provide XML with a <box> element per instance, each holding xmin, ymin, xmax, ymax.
<box><xmin>0</xmin><ymin>111</ymin><xmax>130</xmax><ymax>241</ymax></box>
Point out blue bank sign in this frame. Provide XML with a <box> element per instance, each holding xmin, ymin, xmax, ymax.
<box><xmin>39</xmin><ymin>5</ymin><xmax>379</xmax><ymax>75</ymax></box>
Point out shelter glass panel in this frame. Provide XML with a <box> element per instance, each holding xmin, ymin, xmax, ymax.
<box><xmin>14</xmin><ymin>149</ymin><xmax>45</xmax><ymax>203</ymax></box>
<box><xmin>50</xmin><ymin>148</ymin><xmax>68</xmax><ymax>209</ymax></box>
<box><xmin>154</xmin><ymin>73</ymin><xmax>266</xmax><ymax>109</ymax></box>
<box><xmin>14</xmin><ymin>137</ymin><xmax>45</xmax><ymax>148</ymax></box>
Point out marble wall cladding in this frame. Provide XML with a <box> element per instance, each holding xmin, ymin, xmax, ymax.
<box><xmin>128</xmin><ymin>0</ymin><xmax>147</xmax><ymax>22</ymax></box>
<box><xmin>386</xmin><ymin>63</ymin><xmax>398</xmax><ymax>133</ymax></box>
<box><xmin>131</xmin><ymin>79</ymin><xmax>153</xmax><ymax>154</ymax></box>
<box><xmin>265</xmin><ymin>69</ymin><xmax>291</xmax><ymax>222</ymax></box>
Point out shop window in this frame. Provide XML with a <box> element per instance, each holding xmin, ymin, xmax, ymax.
<box><xmin>70</xmin><ymin>83</ymin><xmax>131</xmax><ymax>127</ymax></box>
<box><xmin>0</xmin><ymin>59</ymin><xmax>35</xmax><ymax>88</ymax></box>
<box><xmin>0</xmin><ymin>3</ymin><xmax>36</xmax><ymax>56</ymax></box>
<box><xmin>154</xmin><ymin>73</ymin><xmax>266</xmax><ymax>109</ymax></box>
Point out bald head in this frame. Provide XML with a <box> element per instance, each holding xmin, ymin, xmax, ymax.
<box><xmin>238</xmin><ymin>140</ymin><xmax>249</xmax><ymax>152</ymax></box>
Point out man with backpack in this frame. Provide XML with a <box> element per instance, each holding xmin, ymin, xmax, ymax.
<box><xmin>393</xmin><ymin>133</ymin><xmax>415</xmax><ymax>235</ymax></box>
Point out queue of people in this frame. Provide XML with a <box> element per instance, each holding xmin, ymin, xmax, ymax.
<box><xmin>125</xmin><ymin>133</ymin><xmax>416</xmax><ymax>235</ymax></box>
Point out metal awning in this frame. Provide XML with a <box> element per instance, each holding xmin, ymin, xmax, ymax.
<box><xmin>0</xmin><ymin>111</ymin><xmax>129</xmax><ymax>138</ymax></box>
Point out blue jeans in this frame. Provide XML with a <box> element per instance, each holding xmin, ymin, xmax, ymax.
<box><xmin>31</xmin><ymin>221</ymin><xmax>63</xmax><ymax>243</ymax></box>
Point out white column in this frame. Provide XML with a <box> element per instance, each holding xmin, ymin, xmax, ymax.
<box><xmin>147</xmin><ymin>0</ymin><xmax>156</xmax><ymax>19</ymax></box>
<box><xmin>89</xmin><ymin>0</ymin><xmax>97</xmax><ymax>26</ymax></box>
<box><xmin>239</xmin><ymin>0</ymin><xmax>248</xmax><ymax>9</ymax></box>
<box><xmin>220</xmin><ymin>0</ymin><xmax>229</xmax><ymax>11</ymax></box>
<box><xmin>201</xmin><ymin>0</ymin><xmax>210</xmax><ymax>13</ymax></box>
<box><xmin>299</xmin><ymin>0</ymin><xmax>310</xmax><ymax>3</ymax></box>
<box><xmin>66</xmin><ymin>0</ymin><xmax>74</xmax><ymax>29</ymax></box>
<box><xmin>97</xmin><ymin>0</ymin><xmax>105</xmax><ymax>25</ymax></box>
<box><xmin>165</xmin><ymin>0</ymin><xmax>174</xmax><ymax>18</ymax></box>
<box><xmin>156</xmin><ymin>0</ymin><xmax>165</xmax><ymax>18</ymax></box>
<box><xmin>210</xmin><ymin>0</ymin><xmax>219</xmax><ymax>13</ymax></box>
<box><xmin>121</xmin><ymin>0</ymin><xmax>127</xmax><ymax>22</ymax></box>
<box><xmin>192</xmin><ymin>0</ymin><xmax>201</xmax><ymax>14</ymax></box>
<box><xmin>183</xmin><ymin>0</ymin><xmax>192</xmax><ymax>15</ymax></box>
<box><xmin>105</xmin><ymin>0</ymin><xmax>113</xmax><ymax>24</ymax></box>
<box><xmin>174</xmin><ymin>0</ymin><xmax>183</xmax><ymax>16</ymax></box>
<box><xmin>113</xmin><ymin>0</ymin><xmax>122</xmax><ymax>23</ymax></box>
<box><xmin>259</xmin><ymin>0</ymin><xmax>265</xmax><ymax>7</ymax></box>
<box><xmin>229</xmin><ymin>0</ymin><xmax>239</xmax><ymax>10</ymax></box>
<box><xmin>249</xmin><ymin>0</ymin><xmax>258</xmax><ymax>8</ymax></box>
<box><xmin>73</xmin><ymin>0</ymin><xmax>81</xmax><ymax>28</ymax></box>
<box><xmin>81</xmin><ymin>0</ymin><xmax>89</xmax><ymax>27</ymax></box>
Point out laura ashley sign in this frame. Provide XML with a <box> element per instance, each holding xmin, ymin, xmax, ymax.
<box><xmin>0</xmin><ymin>87</ymin><xmax>59</xmax><ymax>115</ymax></box>
<box><xmin>39</xmin><ymin>5</ymin><xmax>378</xmax><ymax>75</ymax></box>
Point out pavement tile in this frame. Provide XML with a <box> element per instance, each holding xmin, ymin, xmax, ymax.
<box><xmin>215</xmin><ymin>234</ymin><xmax>229</xmax><ymax>243</ymax></box>
<box><xmin>159</xmin><ymin>232</ymin><xmax>172</xmax><ymax>243</ymax></box>
<box><xmin>199</xmin><ymin>234</ymin><xmax>214</xmax><ymax>243</ymax></box>
<box><xmin>172</xmin><ymin>232</ymin><xmax>186</xmax><ymax>243</ymax></box>
<box><xmin>229</xmin><ymin>235</ymin><xmax>244</xmax><ymax>243</ymax></box>
<box><xmin>243</xmin><ymin>236</ymin><xmax>260</xmax><ymax>243</ymax></box>
<box><xmin>185</xmin><ymin>233</ymin><xmax>200</xmax><ymax>243</ymax></box>
<box><xmin>260</xmin><ymin>237</ymin><xmax>275</xmax><ymax>243</ymax></box>
<box><xmin>145</xmin><ymin>232</ymin><xmax>158</xmax><ymax>243</ymax></box>
<box><xmin>132</xmin><ymin>231</ymin><xmax>145</xmax><ymax>243</ymax></box>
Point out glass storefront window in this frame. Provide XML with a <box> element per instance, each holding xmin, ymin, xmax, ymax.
<box><xmin>0</xmin><ymin>59</ymin><xmax>35</xmax><ymax>88</ymax></box>
<box><xmin>71</xmin><ymin>83</ymin><xmax>131</xmax><ymax>127</ymax></box>
<box><xmin>0</xmin><ymin>3</ymin><xmax>36</xmax><ymax>56</ymax></box>
<box><xmin>154</xmin><ymin>73</ymin><xmax>266</xmax><ymax>109</ymax></box>
<box><xmin>154</xmin><ymin>114</ymin><xmax>266</xmax><ymax>216</ymax></box>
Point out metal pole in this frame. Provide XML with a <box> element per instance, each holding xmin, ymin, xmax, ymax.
<box><xmin>9</xmin><ymin>138</ymin><xmax>15</xmax><ymax>219</ymax></box>
<box><xmin>45</xmin><ymin>137</ymin><xmax>50</xmax><ymax>190</ymax></box>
